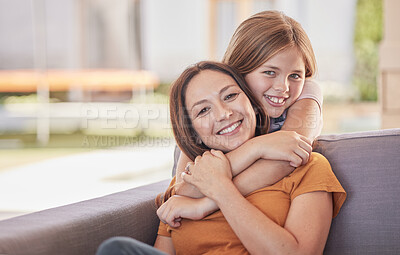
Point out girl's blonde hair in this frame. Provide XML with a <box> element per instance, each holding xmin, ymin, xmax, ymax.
<box><xmin>223</xmin><ymin>10</ymin><xmax>316</xmax><ymax>77</ymax></box>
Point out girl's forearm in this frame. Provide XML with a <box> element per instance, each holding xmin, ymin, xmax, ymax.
<box><xmin>177</xmin><ymin>159</ymin><xmax>294</xmax><ymax>218</ymax></box>
<box><xmin>174</xmin><ymin>180</ymin><xmax>204</xmax><ymax>198</ymax></box>
<box><xmin>282</xmin><ymin>98</ymin><xmax>322</xmax><ymax>140</ymax></box>
<box><xmin>176</xmin><ymin>136</ymin><xmax>299</xmax><ymax>198</ymax></box>
<box><xmin>225</xmin><ymin>137</ymin><xmax>262</xmax><ymax>176</ymax></box>
<box><xmin>233</xmin><ymin>159</ymin><xmax>293</xmax><ymax>196</ymax></box>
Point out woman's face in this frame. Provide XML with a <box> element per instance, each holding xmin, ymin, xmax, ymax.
<box><xmin>244</xmin><ymin>46</ymin><xmax>306</xmax><ymax>118</ymax></box>
<box><xmin>185</xmin><ymin>70</ymin><xmax>256</xmax><ymax>152</ymax></box>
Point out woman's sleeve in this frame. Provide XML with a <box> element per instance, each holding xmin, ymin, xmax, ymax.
<box><xmin>157</xmin><ymin>221</ymin><xmax>172</xmax><ymax>237</ymax></box>
<box><xmin>290</xmin><ymin>153</ymin><xmax>347</xmax><ymax>218</ymax></box>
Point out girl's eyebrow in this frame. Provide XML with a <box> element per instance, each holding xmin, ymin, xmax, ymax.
<box><xmin>262</xmin><ymin>65</ymin><xmax>304</xmax><ymax>73</ymax></box>
<box><xmin>190</xmin><ymin>84</ymin><xmax>237</xmax><ymax>111</ymax></box>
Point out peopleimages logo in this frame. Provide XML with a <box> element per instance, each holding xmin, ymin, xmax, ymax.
<box><xmin>80</xmin><ymin>103</ymin><xmax>170</xmax><ymax>130</ymax></box>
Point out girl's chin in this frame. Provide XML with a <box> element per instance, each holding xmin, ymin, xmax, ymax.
<box><xmin>266</xmin><ymin>108</ymin><xmax>285</xmax><ymax>118</ymax></box>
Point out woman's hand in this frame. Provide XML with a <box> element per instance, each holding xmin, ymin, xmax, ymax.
<box><xmin>254</xmin><ymin>130</ymin><xmax>312</xmax><ymax>167</ymax></box>
<box><xmin>157</xmin><ymin>195</ymin><xmax>216</xmax><ymax>228</ymax></box>
<box><xmin>182</xmin><ymin>150</ymin><xmax>232</xmax><ymax>201</ymax></box>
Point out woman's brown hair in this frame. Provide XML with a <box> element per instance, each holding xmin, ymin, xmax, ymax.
<box><xmin>223</xmin><ymin>10</ymin><xmax>316</xmax><ymax>78</ymax></box>
<box><xmin>169</xmin><ymin>61</ymin><xmax>269</xmax><ymax>161</ymax></box>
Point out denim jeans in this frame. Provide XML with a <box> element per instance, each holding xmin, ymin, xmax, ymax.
<box><xmin>96</xmin><ymin>236</ymin><xmax>168</xmax><ymax>255</ymax></box>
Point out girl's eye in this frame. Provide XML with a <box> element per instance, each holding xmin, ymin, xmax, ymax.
<box><xmin>290</xmin><ymin>73</ymin><xmax>301</xmax><ymax>79</ymax></box>
<box><xmin>197</xmin><ymin>107</ymin><xmax>210</xmax><ymax>117</ymax></box>
<box><xmin>224</xmin><ymin>93</ymin><xmax>239</xmax><ymax>101</ymax></box>
<box><xmin>263</xmin><ymin>71</ymin><xmax>275</xmax><ymax>76</ymax></box>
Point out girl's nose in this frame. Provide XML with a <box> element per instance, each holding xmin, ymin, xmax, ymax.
<box><xmin>272</xmin><ymin>77</ymin><xmax>289</xmax><ymax>93</ymax></box>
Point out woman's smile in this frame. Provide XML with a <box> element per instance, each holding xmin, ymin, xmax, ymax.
<box><xmin>185</xmin><ymin>70</ymin><xmax>256</xmax><ymax>152</ymax></box>
<box><xmin>217</xmin><ymin>120</ymin><xmax>242</xmax><ymax>135</ymax></box>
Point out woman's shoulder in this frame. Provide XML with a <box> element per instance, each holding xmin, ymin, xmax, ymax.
<box><xmin>287</xmin><ymin>152</ymin><xmax>346</xmax><ymax>217</ymax></box>
<box><xmin>286</xmin><ymin>152</ymin><xmax>344</xmax><ymax>196</ymax></box>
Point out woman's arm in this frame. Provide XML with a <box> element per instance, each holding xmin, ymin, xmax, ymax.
<box><xmin>214</xmin><ymin>185</ymin><xmax>332</xmax><ymax>254</ymax></box>
<box><xmin>182</xmin><ymin>150</ymin><xmax>333</xmax><ymax>254</ymax></box>
<box><xmin>154</xmin><ymin>235</ymin><xmax>175</xmax><ymax>255</ymax></box>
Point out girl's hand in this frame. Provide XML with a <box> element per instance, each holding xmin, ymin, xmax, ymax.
<box><xmin>182</xmin><ymin>150</ymin><xmax>232</xmax><ymax>200</ymax></box>
<box><xmin>157</xmin><ymin>195</ymin><xmax>215</xmax><ymax>228</ymax></box>
<box><xmin>255</xmin><ymin>131</ymin><xmax>312</xmax><ymax>167</ymax></box>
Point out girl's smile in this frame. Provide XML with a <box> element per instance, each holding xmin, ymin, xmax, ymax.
<box><xmin>245</xmin><ymin>46</ymin><xmax>306</xmax><ymax>118</ymax></box>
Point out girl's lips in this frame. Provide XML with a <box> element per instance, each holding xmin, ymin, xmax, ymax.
<box><xmin>264</xmin><ymin>95</ymin><xmax>287</xmax><ymax>107</ymax></box>
<box><xmin>217</xmin><ymin>120</ymin><xmax>242</xmax><ymax>135</ymax></box>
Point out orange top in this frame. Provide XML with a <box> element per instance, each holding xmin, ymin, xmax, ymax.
<box><xmin>158</xmin><ymin>152</ymin><xmax>346</xmax><ymax>255</ymax></box>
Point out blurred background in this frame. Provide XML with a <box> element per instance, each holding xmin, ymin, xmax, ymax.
<box><xmin>0</xmin><ymin>0</ymin><xmax>396</xmax><ymax>220</ymax></box>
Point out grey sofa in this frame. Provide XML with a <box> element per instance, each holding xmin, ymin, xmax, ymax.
<box><xmin>0</xmin><ymin>128</ymin><xmax>399</xmax><ymax>255</ymax></box>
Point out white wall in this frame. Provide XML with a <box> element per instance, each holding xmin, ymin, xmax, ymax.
<box><xmin>141</xmin><ymin>0</ymin><xmax>357</xmax><ymax>85</ymax></box>
<box><xmin>141</xmin><ymin>0</ymin><xmax>208</xmax><ymax>82</ymax></box>
<box><xmin>0</xmin><ymin>0</ymin><xmax>357</xmax><ymax>86</ymax></box>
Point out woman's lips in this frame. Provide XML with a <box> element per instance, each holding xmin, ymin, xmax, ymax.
<box><xmin>217</xmin><ymin>120</ymin><xmax>242</xmax><ymax>135</ymax></box>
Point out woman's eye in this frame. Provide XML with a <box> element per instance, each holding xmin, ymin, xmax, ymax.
<box><xmin>263</xmin><ymin>71</ymin><xmax>275</xmax><ymax>76</ymax></box>
<box><xmin>197</xmin><ymin>107</ymin><xmax>210</xmax><ymax>117</ymax></box>
<box><xmin>224</xmin><ymin>93</ymin><xmax>239</xmax><ymax>101</ymax></box>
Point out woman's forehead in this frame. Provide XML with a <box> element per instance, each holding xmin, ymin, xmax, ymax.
<box><xmin>185</xmin><ymin>70</ymin><xmax>240</xmax><ymax>105</ymax></box>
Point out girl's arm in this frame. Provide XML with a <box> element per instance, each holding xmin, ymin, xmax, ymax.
<box><xmin>182</xmin><ymin>150</ymin><xmax>333</xmax><ymax>255</ymax></box>
<box><xmin>159</xmin><ymin>161</ymin><xmax>294</xmax><ymax>226</ymax></box>
<box><xmin>154</xmin><ymin>235</ymin><xmax>175</xmax><ymax>255</ymax></box>
<box><xmin>175</xmin><ymin>131</ymin><xmax>312</xmax><ymax>198</ymax></box>
<box><xmin>282</xmin><ymin>79</ymin><xmax>323</xmax><ymax>140</ymax></box>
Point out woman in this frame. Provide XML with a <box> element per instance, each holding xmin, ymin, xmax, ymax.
<box><xmin>97</xmin><ymin>61</ymin><xmax>346</xmax><ymax>254</ymax></box>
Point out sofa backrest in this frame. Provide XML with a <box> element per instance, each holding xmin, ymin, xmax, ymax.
<box><xmin>313</xmin><ymin>129</ymin><xmax>400</xmax><ymax>254</ymax></box>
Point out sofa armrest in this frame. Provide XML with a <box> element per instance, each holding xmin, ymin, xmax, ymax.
<box><xmin>0</xmin><ymin>179</ymin><xmax>170</xmax><ymax>255</ymax></box>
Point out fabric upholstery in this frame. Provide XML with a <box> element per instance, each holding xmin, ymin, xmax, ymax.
<box><xmin>0</xmin><ymin>180</ymin><xmax>169</xmax><ymax>255</ymax></box>
<box><xmin>313</xmin><ymin>129</ymin><xmax>400</xmax><ymax>254</ymax></box>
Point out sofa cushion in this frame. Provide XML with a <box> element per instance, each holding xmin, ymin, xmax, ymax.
<box><xmin>313</xmin><ymin>128</ymin><xmax>400</xmax><ymax>254</ymax></box>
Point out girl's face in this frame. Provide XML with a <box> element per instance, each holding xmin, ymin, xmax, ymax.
<box><xmin>185</xmin><ymin>70</ymin><xmax>256</xmax><ymax>152</ymax></box>
<box><xmin>244</xmin><ymin>46</ymin><xmax>306</xmax><ymax>118</ymax></box>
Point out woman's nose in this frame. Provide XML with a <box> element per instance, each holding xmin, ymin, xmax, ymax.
<box><xmin>216</xmin><ymin>104</ymin><xmax>233</xmax><ymax>121</ymax></box>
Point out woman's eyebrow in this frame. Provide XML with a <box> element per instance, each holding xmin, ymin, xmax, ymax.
<box><xmin>190</xmin><ymin>84</ymin><xmax>237</xmax><ymax>111</ymax></box>
<box><xmin>190</xmin><ymin>99</ymin><xmax>208</xmax><ymax>111</ymax></box>
<box><xmin>219</xmin><ymin>84</ymin><xmax>236</xmax><ymax>95</ymax></box>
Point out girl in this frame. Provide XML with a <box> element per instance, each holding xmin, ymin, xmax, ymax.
<box><xmin>173</xmin><ymin>10</ymin><xmax>323</xmax><ymax>199</ymax></box>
